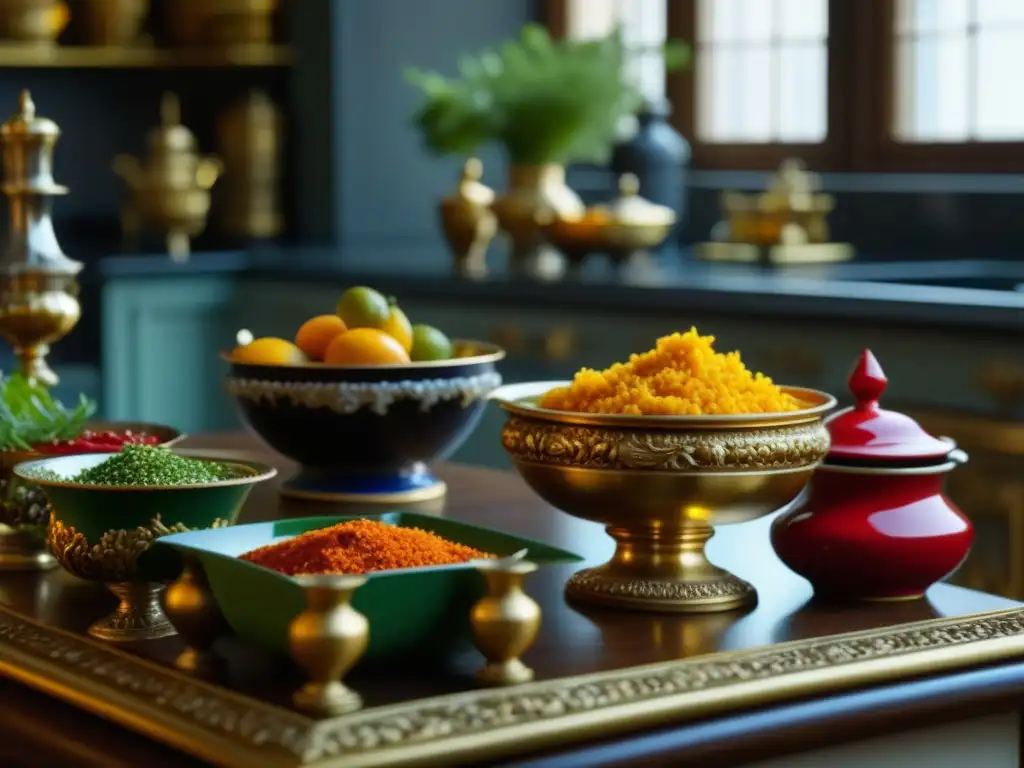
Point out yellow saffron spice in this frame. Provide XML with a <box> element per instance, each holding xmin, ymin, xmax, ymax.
<box><xmin>539</xmin><ymin>328</ymin><xmax>800</xmax><ymax>416</ymax></box>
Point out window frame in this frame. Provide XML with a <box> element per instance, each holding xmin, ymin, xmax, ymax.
<box><xmin>547</xmin><ymin>0</ymin><xmax>1024</xmax><ymax>173</ymax></box>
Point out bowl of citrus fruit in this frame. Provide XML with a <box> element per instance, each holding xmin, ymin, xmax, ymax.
<box><xmin>223</xmin><ymin>286</ymin><xmax>504</xmax><ymax>503</ymax></box>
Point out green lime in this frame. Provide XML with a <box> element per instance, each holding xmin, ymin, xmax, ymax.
<box><xmin>336</xmin><ymin>286</ymin><xmax>390</xmax><ymax>329</ymax></box>
<box><xmin>410</xmin><ymin>324</ymin><xmax>454</xmax><ymax>362</ymax></box>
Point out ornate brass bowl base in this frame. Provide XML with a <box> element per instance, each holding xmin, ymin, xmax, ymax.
<box><xmin>0</xmin><ymin>530</ymin><xmax>57</xmax><ymax>571</ymax></box>
<box><xmin>563</xmin><ymin>522</ymin><xmax>756</xmax><ymax>613</ymax></box>
<box><xmin>565</xmin><ymin>567</ymin><xmax>755</xmax><ymax>613</ymax></box>
<box><xmin>89</xmin><ymin>583</ymin><xmax>177</xmax><ymax>643</ymax></box>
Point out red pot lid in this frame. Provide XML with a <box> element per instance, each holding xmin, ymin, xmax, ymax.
<box><xmin>826</xmin><ymin>349</ymin><xmax>952</xmax><ymax>461</ymax></box>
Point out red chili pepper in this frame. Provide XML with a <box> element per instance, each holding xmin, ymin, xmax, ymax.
<box><xmin>33</xmin><ymin>431</ymin><xmax>162</xmax><ymax>455</ymax></box>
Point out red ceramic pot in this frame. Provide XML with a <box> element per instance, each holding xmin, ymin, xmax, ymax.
<box><xmin>770</xmin><ymin>454</ymin><xmax>972</xmax><ymax>601</ymax></box>
<box><xmin>770</xmin><ymin>349</ymin><xmax>974</xmax><ymax>601</ymax></box>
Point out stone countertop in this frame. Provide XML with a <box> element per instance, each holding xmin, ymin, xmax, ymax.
<box><xmin>94</xmin><ymin>249</ymin><xmax>1024</xmax><ymax>333</ymax></box>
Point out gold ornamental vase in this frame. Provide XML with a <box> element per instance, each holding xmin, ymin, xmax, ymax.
<box><xmin>494</xmin><ymin>382</ymin><xmax>836</xmax><ymax>614</ymax></box>
<box><xmin>164</xmin><ymin>0</ymin><xmax>203</xmax><ymax>45</ymax></box>
<box><xmin>215</xmin><ymin>89</ymin><xmax>284</xmax><ymax>240</ymax></box>
<box><xmin>0</xmin><ymin>0</ymin><xmax>69</xmax><ymax>45</ymax></box>
<box><xmin>492</xmin><ymin>164</ymin><xmax>584</xmax><ymax>279</ymax></box>
<box><xmin>71</xmin><ymin>0</ymin><xmax>149</xmax><ymax>46</ymax></box>
<box><xmin>206</xmin><ymin>0</ymin><xmax>278</xmax><ymax>46</ymax></box>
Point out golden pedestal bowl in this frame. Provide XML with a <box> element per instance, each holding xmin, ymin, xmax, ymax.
<box><xmin>494</xmin><ymin>382</ymin><xmax>836</xmax><ymax>613</ymax></box>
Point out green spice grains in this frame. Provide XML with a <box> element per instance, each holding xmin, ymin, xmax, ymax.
<box><xmin>70</xmin><ymin>445</ymin><xmax>235</xmax><ymax>487</ymax></box>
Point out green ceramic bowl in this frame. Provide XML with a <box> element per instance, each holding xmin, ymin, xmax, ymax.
<box><xmin>154</xmin><ymin>512</ymin><xmax>583</xmax><ymax>661</ymax></box>
<box><xmin>14</xmin><ymin>452</ymin><xmax>278</xmax><ymax>585</ymax></box>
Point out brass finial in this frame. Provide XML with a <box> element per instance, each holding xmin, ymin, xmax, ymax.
<box><xmin>462</xmin><ymin>157</ymin><xmax>483</xmax><ymax>182</ymax></box>
<box><xmin>618</xmin><ymin>173</ymin><xmax>640</xmax><ymax>197</ymax></box>
<box><xmin>160</xmin><ymin>92</ymin><xmax>181</xmax><ymax>127</ymax></box>
<box><xmin>18</xmin><ymin>90</ymin><xmax>34</xmax><ymax>121</ymax></box>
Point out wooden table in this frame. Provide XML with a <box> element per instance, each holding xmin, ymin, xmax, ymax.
<box><xmin>0</xmin><ymin>432</ymin><xmax>1022</xmax><ymax>767</ymax></box>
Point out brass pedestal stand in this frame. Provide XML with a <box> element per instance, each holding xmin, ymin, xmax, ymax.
<box><xmin>0</xmin><ymin>91</ymin><xmax>83</xmax><ymax>570</ymax></box>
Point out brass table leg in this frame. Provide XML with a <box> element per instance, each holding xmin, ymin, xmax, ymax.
<box><xmin>163</xmin><ymin>555</ymin><xmax>228</xmax><ymax>674</ymax></box>
<box><xmin>289</xmin><ymin>574</ymin><xmax>369</xmax><ymax>716</ymax></box>
<box><xmin>470</xmin><ymin>559</ymin><xmax>541</xmax><ymax>686</ymax></box>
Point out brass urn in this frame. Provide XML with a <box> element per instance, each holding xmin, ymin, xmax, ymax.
<box><xmin>0</xmin><ymin>90</ymin><xmax>82</xmax><ymax>388</ymax></box>
<box><xmin>71</xmin><ymin>0</ymin><xmax>149</xmax><ymax>46</ymax></box>
<box><xmin>113</xmin><ymin>93</ymin><xmax>223</xmax><ymax>261</ymax></box>
<box><xmin>164</xmin><ymin>0</ymin><xmax>202</xmax><ymax>45</ymax></box>
<box><xmin>215</xmin><ymin>89</ymin><xmax>284</xmax><ymax>240</ymax></box>
<box><xmin>0</xmin><ymin>0</ymin><xmax>70</xmax><ymax>45</ymax></box>
<box><xmin>165</xmin><ymin>0</ymin><xmax>278</xmax><ymax>47</ymax></box>
<box><xmin>492</xmin><ymin>164</ymin><xmax>584</xmax><ymax>280</ymax></box>
<box><xmin>206</xmin><ymin>0</ymin><xmax>278</xmax><ymax>46</ymax></box>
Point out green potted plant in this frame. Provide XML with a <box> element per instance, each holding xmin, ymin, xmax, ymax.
<box><xmin>407</xmin><ymin>24</ymin><xmax>688</xmax><ymax>270</ymax></box>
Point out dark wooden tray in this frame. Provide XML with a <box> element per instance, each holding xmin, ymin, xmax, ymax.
<box><xmin>0</xmin><ymin>435</ymin><xmax>1021</xmax><ymax>768</ymax></box>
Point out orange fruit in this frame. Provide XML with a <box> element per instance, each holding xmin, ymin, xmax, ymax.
<box><xmin>295</xmin><ymin>314</ymin><xmax>347</xmax><ymax>361</ymax></box>
<box><xmin>323</xmin><ymin>328</ymin><xmax>411</xmax><ymax>366</ymax></box>
<box><xmin>232</xmin><ymin>337</ymin><xmax>306</xmax><ymax>365</ymax></box>
<box><xmin>381</xmin><ymin>304</ymin><xmax>413</xmax><ymax>353</ymax></box>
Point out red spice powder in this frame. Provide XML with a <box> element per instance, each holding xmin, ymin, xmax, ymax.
<box><xmin>239</xmin><ymin>519</ymin><xmax>492</xmax><ymax>576</ymax></box>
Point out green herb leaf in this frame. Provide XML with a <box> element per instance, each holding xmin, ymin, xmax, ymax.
<box><xmin>0</xmin><ymin>373</ymin><xmax>97</xmax><ymax>452</ymax></box>
<box><xmin>407</xmin><ymin>23</ymin><xmax>687</xmax><ymax>165</ymax></box>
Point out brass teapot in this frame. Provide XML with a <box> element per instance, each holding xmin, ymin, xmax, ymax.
<box><xmin>113</xmin><ymin>93</ymin><xmax>223</xmax><ymax>261</ymax></box>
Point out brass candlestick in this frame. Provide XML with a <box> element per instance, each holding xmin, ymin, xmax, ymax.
<box><xmin>288</xmin><ymin>574</ymin><xmax>368</xmax><ymax>716</ymax></box>
<box><xmin>470</xmin><ymin>558</ymin><xmax>542</xmax><ymax>686</ymax></box>
<box><xmin>0</xmin><ymin>90</ymin><xmax>82</xmax><ymax>388</ymax></box>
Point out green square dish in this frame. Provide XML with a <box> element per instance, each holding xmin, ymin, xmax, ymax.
<box><xmin>154</xmin><ymin>512</ymin><xmax>582</xmax><ymax>661</ymax></box>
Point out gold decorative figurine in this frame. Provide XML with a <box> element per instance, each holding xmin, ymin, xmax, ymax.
<box><xmin>163</xmin><ymin>553</ymin><xmax>229</xmax><ymax>674</ymax></box>
<box><xmin>113</xmin><ymin>93</ymin><xmax>223</xmax><ymax>262</ymax></box>
<box><xmin>439</xmin><ymin>157</ymin><xmax>497</xmax><ymax>279</ymax></box>
<box><xmin>697</xmin><ymin>158</ymin><xmax>853</xmax><ymax>265</ymax></box>
<box><xmin>288</xmin><ymin>574</ymin><xmax>369</xmax><ymax>716</ymax></box>
<box><xmin>470</xmin><ymin>558</ymin><xmax>542</xmax><ymax>686</ymax></box>
<box><xmin>0</xmin><ymin>90</ymin><xmax>82</xmax><ymax>388</ymax></box>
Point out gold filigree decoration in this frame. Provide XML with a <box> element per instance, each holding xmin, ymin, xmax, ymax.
<box><xmin>0</xmin><ymin>476</ymin><xmax>51</xmax><ymax>527</ymax></box>
<box><xmin>565</xmin><ymin>569</ymin><xmax>752</xmax><ymax>601</ymax></box>
<box><xmin>1</xmin><ymin>607</ymin><xmax>1024</xmax><ymax>766</ymax></box>
<box><xmin>46</xmin><ymin>514</ymin><xmax>230</xmax><ymax>582</ymax></box>
<box><xmin>501</xmin><ymin>417</ymin><xmax>830</xmax><ymax>471</ymax></box>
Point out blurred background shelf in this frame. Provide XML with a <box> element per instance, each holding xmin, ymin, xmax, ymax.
<box><xmin>0</xmin><ymin>44</ymin><xmax>293</xmax><ymax>68</ymax></box>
